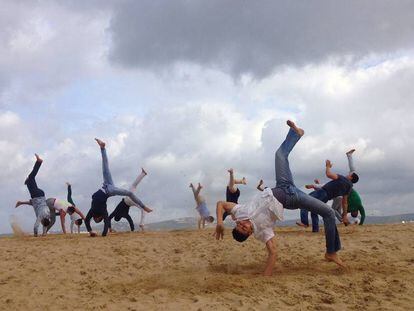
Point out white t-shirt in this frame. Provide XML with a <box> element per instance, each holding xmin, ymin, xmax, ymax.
<box><xmin>231</xmin><ymin>188</ymin><xmax>284</xmax><ymax>243</ymax></box>
<box><xmin>53</xmin><ymin>199</ymin><xmax>72</xmax><ymax>213</ymax></box>
<box><xmin>349</xmin><ymin>216</ymin><xmax>360</xmax><ymax>225</ymax></box>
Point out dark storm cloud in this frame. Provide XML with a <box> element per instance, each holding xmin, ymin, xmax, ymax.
<box><xmin>108</xmin><ymin>0</ymin><xmax>414</xmax><ymax>77</ymax></box>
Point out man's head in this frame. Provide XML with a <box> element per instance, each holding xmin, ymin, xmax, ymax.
<box><xmin>75</xmin><ymin>219</ymin><xmax>83</xmax><ymax>226</ymax></box>
<box><xmin>205</xmin><ymin>216</ymin><xmax>214</xmax><ymax>223</ymax></box>
<box><xmin>348</xmin><ymin>172</ymin><xmax>359</xmax><ymax>184</ymax></box>
<box><xmin>41</xmin><ymin>218</ymin><xmax>50</xmax><ymax>227</ymax></box>
<box><xmin>232</xmin><ymin>220</ymin><xmax>253</xmax><ymax>243</ymax></box>
<box><xmin>93</xmin><ymin>216</ymin><xmax>103</xmax><ymax>223</ymax></box>
<box><xmin>67</xmin><ymin>206</ymin><xmax>75</xmax><ymax>215</ymax></box>
<box><xmin>350</xmin><ymin>211</ymin><xmax>358</xmax><ymax>218</ymax></box>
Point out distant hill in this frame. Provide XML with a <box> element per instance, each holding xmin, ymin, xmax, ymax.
<box><xmin>4</xmin><ymin>213</ymin><xmax>414</xmax><ymax>236</ymax></box>
<box><xmin>136</xmin><ymin>213</ymin><xmax>414</xmax><ymax>231</ymax></box>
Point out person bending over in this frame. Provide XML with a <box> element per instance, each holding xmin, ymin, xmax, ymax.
<box><xmin>66</xmin><ymin>182</ymin><xmax>84</xmax><ymax>233</ymax></box>
<box><xmin>46</xmin><ymin>197</ymin><xmax>85</xmax><ymax>234</ymax></box>
<box><xmin>85</xmin><ymin>139</ymin><xmax>152</xmax><ymax>237</ymax></box>
<box><xmin>222</xmin><ymin>168</ymin><xmax>246</xmax><ymax>220</ymax></box>
<box><xmin>190</xmin><ymin>183</ymin><xmax>214</xmax><ymax>229</ymax></box>
<box><xmin>215</xmin><ymin>120</ymin><xmax>345</xmax><ymax>276</ymax></box>
<box><xmin>15</xmin><ymin>154</ymin><xmax>51</xmax><ymax>236</ymax></box>
<box><xmin>109</xmin><ymin>168</ymin><xmax>148</xmax><ymax>232</ymax></box>
<box><xmin>297</xmin><ymin>149</ymin><xmax>359</xmax><ymax>231</ymax></box>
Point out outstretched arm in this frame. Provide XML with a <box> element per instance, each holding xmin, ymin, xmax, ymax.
<box><xmin>263</xmin><ymin>238</ymin><xmax>277</xmax><ymax>276</ymax></box>
<box><xmin>59</xmin><ymin>211</ymin><xmax>67</xmax><ymax>234</ymax></box>
<box><xmin>74</xmin><ymin>207</ymin><xmax>85</xmax><ymax>220</ymax></box>
<box><xmin>325</xmin><ymin>160</ymin><xmax>339</xmax><ymax>180</ymax></box>
<box><xmin>215</xmin><ymin>201</ymin><xmax>236</xmax><ymax>240</ymax></box>
<box><xmin>359</xmin><ymin>206</ymin><xmax>366</xmax><ymax>225</ymax></box>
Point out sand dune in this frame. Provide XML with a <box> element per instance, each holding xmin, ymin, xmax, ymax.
<box><xmin>0</xmin><ymin>223</ymin><xmax>413</xmax><ymax>310</ymax></box>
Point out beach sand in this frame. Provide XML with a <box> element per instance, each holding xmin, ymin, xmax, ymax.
<box><xmin>0</xmin><ymin>223</ymin><xmax>413</xmax><ymax>310</ymax></box>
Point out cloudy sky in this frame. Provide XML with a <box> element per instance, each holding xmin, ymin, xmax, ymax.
<box><xmin>1</xmin><ymin>0</ymin><xmax>414</xmax><ymax>233</ymax></box>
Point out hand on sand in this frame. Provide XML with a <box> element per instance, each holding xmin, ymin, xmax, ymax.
<box><xmin>214</xmin><ymin>224</ymin><xmax>224</xmax><ymax>240</ymax></box>
<box><xmin>342</xmin><ymin>215</ymin><xmax>350</xmax><ymax>226</ymax></box>
<box><xmin>325</xmin><ymin>160</ymin><xmax>333</xmax><ymax>168</ymax></box>
<box><xmin>89</xmin><ymin>231</ymin><xmax>98</xmax><ymax>237</ymax></box>
<box><xmin>94</xmin><ymin>138</ymin><xmax>106</xmax><ymax>149</ymax></box>
<box><xmin>35</xmin><ymin>153</ymin><xmax>43</xmax><ymax>163</ymax></box>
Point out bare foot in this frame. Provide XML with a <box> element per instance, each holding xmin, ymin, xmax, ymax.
<box><xmin>95</xmin><ymin>138</ymin><xmax>106</xmax><ymax>149</ymax></box>
<box><xmin>144</xmin><ymin>207</ymin><xmax>153</xmax><ymax>213</ymax></box>
<box><xmin>314</xmin><ymin>179</ymin><xmax>320</xmax><ymax>184</ymax></box>
<box><xmin>227</xmin><ymin>168</ymin><xmax>234</xmax><ymax>174</ymax></box>
<box><xmin>66</xmin><ymin>182</ymin><xmax>71</xmax><ymax>186</ymax></box>
<box><xmin>286</xmin><ymin>120</ymin><xmax>304</xmax><ymax>136</ymax></box>
<box><xmin>15</xmin><ymin>201</ymin><xmax>22</xmax><ymax>208</ymax></box>
<box><xmin>139</xmin><ymin>224</ymin><xmax>145</xmax><ymax>232</ymax></box>
<box><xmin>189</xmin><ymin>183</ymin><xmax>193</xmax><ymax>188</ymax></box>
<box><xmin>296</xmin><ymin>221</ymin><xmax>309</xmax><ymax>228</ymax></box>
<box><xmin>305</xmin><ymin>184</ymin><xmax>314</xmax><ymax>189</ymax></box>
<box><xmin>241</xmin><ymin>177</ymin><xmax>247</xmax><ymax>185</ymax></box>
<box><xmin>325</xmin><ymin>253</ymin><xmax>346</xmax><ymax>268</ymax></box>
<box><xmin>346</xmin><ymin>149</ymin><xmax>355</xmax><ymax>156</ymax></box>
<box><xmin>198</xmin><ymin>183</ymin><xmax>203</xmax><ymax>189</ymax></box>
<box><xmin>141</xmin><ymin>167</ymin><xmax>147</xmax><ymax>175</ymax></box>
<box><xmin>89</xmin><ymin>231</ymin><xmax>97</xmax><ymax>237</ymax></box>
<box><xmin>35</xmin><ymin>153</ymin><xmax>43</xmax><ymax>163</ymax></box>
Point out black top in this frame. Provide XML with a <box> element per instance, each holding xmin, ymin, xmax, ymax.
<box><xmin>111</xmin><ymin>199</ymin><xmax>130</xmax><ymax>217</ymax></box>
<box><xmin>322</xmin><ymin>175</ymin><xmax>353</xmax><ymax>200</ymax></box>
<box><xmin>85</xmin><ymin>189</ymin><xmax>110</xmax><ymax>236</ymax></box>
<box><xmin>226</xmin><ymin>186</ymin><xmax>240</xmax><ymax>203</ymax></box>
<box><xmin>108</xmin><ymin>199</ymin><xmax>134</xmax><ymax>231</ymax></box>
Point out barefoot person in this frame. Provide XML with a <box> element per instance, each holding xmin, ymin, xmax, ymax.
<box><xmin>298</xmin><ymin>149</ymin><xmax>359</xmax><ymax>230</ymax></box>
<box><xmin>85</xmin><ymin>139</ymin><xmax>152</xmax><ymax>237</ymax></box>
<box><xmin>215</xmin><ymin>120</ymin><xmax>345</xmax><ymax>275</ymax></box>
<box><xmin>46</xmin><ymin>196</ymin><xmax>85</xmax><ymax>234</ymax></box>
<box><xmin>109</xmin><ymin>168</ymin><xmax>148</xmax><ymax>232</ymax></box>
<box><xmin>15</xmin><ymin>154</ymin><xmax>51</xmax><ymax>236</ymax></box>
<box><xmin>331</xmin><ymin>189</ymin><xmax>365</xmax><ymax>225</ymax></box>
<box><xmin>190</xmin><ymin>183</ymin><xmax>214</xmax><ymax>229</ymax></box>
<box><xmin>222</xmin><ymin>168</ymin><xmax>246</xmax><ymax>220</ymax></box>
<box><xmin>66</xmin><ymin>182</ymin><xmax>84</xmax><ymax>233</ymax></box>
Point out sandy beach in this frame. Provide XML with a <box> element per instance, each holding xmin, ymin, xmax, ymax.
<box><xmin>0</xmin><ymin>223</ymin><xmax>413</xmax><ymax>310</ymax></box>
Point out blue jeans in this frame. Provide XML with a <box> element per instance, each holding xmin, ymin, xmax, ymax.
<box><xmin>300</xmin><ymin>188</ymin><xmax>329</xmax><ymax>232</ymax></box>
<box><xmin>100</xmin><ymin>148</ymin><xmax>146</xmax><ymax>210</ymax></box>
<box><xmin>272</xmin><ymin>128</ymin><xmax>341</xmax><ymax>254</ymax></box>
